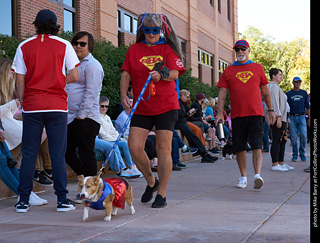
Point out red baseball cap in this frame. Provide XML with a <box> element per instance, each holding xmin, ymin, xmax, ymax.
<box><xmin>233</xmin><ymin>40</ymin><xmax>250</xmax><ymax>49</ymax></box>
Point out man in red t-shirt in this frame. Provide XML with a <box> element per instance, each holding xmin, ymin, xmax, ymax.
<box><xmin>216</xmin><ymin>40</ymin><xmax>275</xmax><ymax>190</ymax></box>
<box><xmin>12</xmin><ymin>9</ymin><xmax>80</xmax><ymax>213</ymax></box>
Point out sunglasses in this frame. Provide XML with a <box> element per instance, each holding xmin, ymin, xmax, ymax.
<box><xmin>72</xmin><ymin>41</ymin><xmax>87</xmax><ymax>47</ymax></box>
<box><xmin>100</xmin><ymin>105</ymin><xmax>109</xmax><ymax>108</ymax></box>
<box><xmin>235</xmin><ymin>47</ymin><xmax>247</xmax><ymax>52</ymax></box>
<box><xmin>142</xmin><ymin>26</ymin><xmax>161</xmax><ymax>35</ymax></box>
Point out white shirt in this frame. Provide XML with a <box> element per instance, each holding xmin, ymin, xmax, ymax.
<box><xmin>98</xmin><ymin>113</ymin><xmax>119</xmax><ymax>142</ymax></box>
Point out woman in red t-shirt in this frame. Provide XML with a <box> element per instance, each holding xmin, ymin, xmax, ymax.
<box><xmin>120</xmin><ymin>13</ymin><xmax>185</xmax><ymax>208</ymax></box>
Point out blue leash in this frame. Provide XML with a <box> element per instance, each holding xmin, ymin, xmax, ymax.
<box><xmin>97</xmin><ymin>74</ymin><xmax>153</xmax><ymax>175</ymax></box>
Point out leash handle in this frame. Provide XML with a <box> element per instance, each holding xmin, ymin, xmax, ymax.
<box><xmin>98</xmin><ymin>74</ymin><xmax>153</xmax><ymax>175</ymax></box>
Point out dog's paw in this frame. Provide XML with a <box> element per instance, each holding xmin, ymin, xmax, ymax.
<box><xmin>111</xmin><ymin>207</ymin><xmax>118</xmax><ymax>216</ymax></box>
<box><xmin>130</xmin><ymin>205</ymin><xmax>135</xmax><ymax>215</ymax></box>
<box><xmin>103</xmin><ymin>216</ymin><xmax>111</xmax><ymax>221</ymax></box>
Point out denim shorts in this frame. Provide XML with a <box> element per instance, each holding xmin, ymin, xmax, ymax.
<box><xmin>131</xmin><ymin>110</ymin><xmax>179</xmax><ymax>131</ymax></box>
<box><xmin>231</xmin><ymin>116</ymin><xmax>264</xmax><ymax>152</ymax></box>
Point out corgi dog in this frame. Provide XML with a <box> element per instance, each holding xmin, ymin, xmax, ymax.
<box><xmin>78</xmin><ymin>174</ymin><xmax>135</xmax><ymax>222</ymax></box>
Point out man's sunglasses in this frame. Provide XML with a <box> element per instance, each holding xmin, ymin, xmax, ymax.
<box><xmin>72</xmin><ymin>41</ymin><xmax>87</xmax><ymax>47</ymax></box>
<box><xmin>142</xmin><ymin>26</ymin><xmax>161</xmax><ymax>35</ymax></box>
<box><xmin>100</xmin><ymin>105</ymin><xmax>109</xmax><ymax>108</ymax></box>
<box><xmin>235</xmin><ymin>47</ymin><xmax>247</xmax><ymax>52</ymax></box>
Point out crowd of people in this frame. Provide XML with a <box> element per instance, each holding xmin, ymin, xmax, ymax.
<box><xmin>0</xmin><ymin>10</ymin><xmax>310</xmax><ymax>213</ymax></box>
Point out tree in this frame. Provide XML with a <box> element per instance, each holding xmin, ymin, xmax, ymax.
<box><xmin>239</xmin><ymin>26</ymin><xmax>310</xmax><ymax>93</ymax></box>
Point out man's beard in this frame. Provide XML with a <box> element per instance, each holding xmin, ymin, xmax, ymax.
<box><xmin>237</xmin><ymin>53</ymin><xmax>246</xmax><ymax>62</ymax></box>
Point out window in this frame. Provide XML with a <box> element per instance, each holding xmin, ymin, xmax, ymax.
<box><xmin>218</xmin><ymin>0</ymin><xmax>221</xmax><ymax>13</ymax></box>
<box><xmin>227</xmin><ymin>0</ymin><xmax>231</xmax><ymax>21</ymax></box>
<box><xmin>118</xmin><ymin>8</ymin><xmax>138</xmax><ymax>35</ymax></box>
<box><xmin>219</xmin><ymin>59</ymin><xmax>230</xmax><ymax>78</ymax></box>
<box><xmin>63</xmin><ymin>0</ymin><xmax>76</xmax><ymax>32</ymax></box>
<box><xmin>0</xmin><ymin>0</ymin><xmax>13</xmax><ymax>35</ymax></box>
<box><xmin>198</xmin><ymin>49</ymin><xmax>213</xmax><ymax>68</ymax></box>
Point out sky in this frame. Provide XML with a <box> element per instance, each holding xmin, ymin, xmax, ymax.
<box><xmin>238</xmin><ymin>0</ymin><xmax>310</xmax><ymax>43</ymax></box>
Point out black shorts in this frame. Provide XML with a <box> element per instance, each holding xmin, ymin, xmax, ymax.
<box><xmin>130</xmin><ymin>110</ymin><xmax>179</xmax><ymax>131</ymax></box>
<box><xmin>232</xmin><ymin>116</ymin><xmax>264</xmax><ymax>152</ymax></box>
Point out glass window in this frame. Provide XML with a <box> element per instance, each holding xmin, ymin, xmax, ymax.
<box><xmin>64</xmin><ymin>0</ymin><xmax>73</xmax><ymax>7</ymax></box>
<box><xmin>132</xmin><ymin>18</ymin><xmax>138</xmax><ymax>34</ymax></box>
<box><xmin>0</xmin><ymin>0</ymin><xmax>12</xmax><ymax>35</ymax></box>
<box><xmin>124</xmin><ymin>14</ymin><xmax>132</xmax><ymax>32</ymax></box>
<box><xmin>64</xmin><ymin>10</ymin><xmax>73</xmax><ymax>32</ymax></box>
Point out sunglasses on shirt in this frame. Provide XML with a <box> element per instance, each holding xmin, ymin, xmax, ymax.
<box><xmin>235</xmin><ymin>47</ymin><xmax>248</xmax><ymax>52</ymax></box>
<box><xmin>100</xmin><ymin>105</ymin><xmax>109</xmax><ymax>108</ymax></box>
<box><xmin>142</xmin><ymin>26</ymin><xmax>161</xmax><ymax>35</ymax></box>
<box><xmin>72</xmin><ymin>41</ymin><xmax>87</xmax><ymax>47</ymax></box>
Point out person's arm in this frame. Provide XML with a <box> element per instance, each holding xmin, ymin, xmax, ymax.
<box><xmin>120</xmin><ymin>70</ymin><xmax>132</xmax><ymax>110</ymax></box>
<box><xmin>66</xmin><ymin>67</ymin><xmax>79</xmax><ymax>84</ymax></box>
<box><xmin>149</xmin><ymin>70</ymin><xmax>179</xmax><ymax>82</ymax></box>
<box><xmin>16</xmin><ymin>73</ymin><xmax>25</xmax><ymax>104</ymax></box>
<box><xmin>261</xmin><ymin>84</ymin><xmax>276</xmax><ymax>125</ymax></box>
<box><xmin>215</xmin><ymin>87</ymin><xmax>228</xmax><ymax>126</ymax></box>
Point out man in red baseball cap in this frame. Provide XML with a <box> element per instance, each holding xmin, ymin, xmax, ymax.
<box><xmin>215</xmin><ymin>40</ymin><xmax>275</xmax><ymax>190</ymax></box>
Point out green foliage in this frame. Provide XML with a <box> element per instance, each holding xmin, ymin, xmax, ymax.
<box><xmin>0</xmin><ymin>34</ymin><xmax>21</xmax><ymax>59</ymax></box>
<box><xmin>240</xmin><ymin>26</ymin><xmax>310</xmax><ymax>93</ymax></box>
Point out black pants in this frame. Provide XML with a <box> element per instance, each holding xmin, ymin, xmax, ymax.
<box><xmin>175</xmin><ymin>121</ymin><xmax>207</xmax><ymax>154</ymax></box>
<box><xmin>65</xmin><ymin>118</ymin><xmax>100</xmax><ymax>176</ymax></box>
<box><xmin>270</xmin><ymin>122</ymin><xmax>287</xmax><ymax>163</ymax></box>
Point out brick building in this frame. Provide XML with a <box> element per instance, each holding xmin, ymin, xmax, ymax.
<box><xmin>1</xmin><ymin>0</ymin><xmax>238</xmax><ymax>84</ymax></box>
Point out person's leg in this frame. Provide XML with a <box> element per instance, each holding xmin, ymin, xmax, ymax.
<box><xmin>65</xmin><ymin>120</ymin><xmax>84</xmax><ymax>175</ymax></box>
<box><xmin>44</xmin><ymin>112</ymin><xmax>69</xmax><ymax>202</ymax></box>
<box><xmin>77</xmin><ymin>118</ymin><xmax>100</xmax><ymax>176</ymax></box>
<box><xmin>297</xmin><ymin>116</ymin><xmax>307</xmax><ymax>158</ymax></box>
<box><xmin>252</xmin><ymin>149</ymin><xmax>263</xmax><ymax>175</ymax></box>
<box><xmin>270</xmin><ymin>124</ymin><xmax>281</xmax><ymax>166</ymax></box>
<box><xmin>18</xmin><ymin>112</ymin><xmax>44</xmax><ymax>202</ymax></box>
<box><xmin>155</xmin><ymin>129</ymin><xmax>173</xmax><ymax>197</ymax></box>
<box><xmin>118</xmin><ymin>141</ymin><xmax>135</xmax><ymax>168</ymax></box>
<box><xmin>236</xmin><ymin>151</ymin><xmax>247</xmax><ymax>176</ymax></box>
<box><xmin>288</xmin><ymin>116</ymin><xmax>298</xmax><ymax>159</ymax></box>
<box><xmin>128</xmin><ymin>127</ymin><xmax>154</xmax><ymax>186</ymax></box>
<box><xmin>171</xmin><ymin>136</ymin><xmax>180</xmax><ymax>165</ymax></box>
<box><xmin>0</xmin><ymin>147</ymin><xmax>19</xmax><ymax>195</ymax></box>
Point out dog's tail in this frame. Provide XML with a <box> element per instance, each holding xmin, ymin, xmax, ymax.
<box><xmin>120</xmin><ymin>178</ymin><xmax>129</xmax><ymax>190</ymax></box>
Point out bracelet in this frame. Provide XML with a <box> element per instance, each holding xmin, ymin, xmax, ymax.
<box><xmin>268</xmin><ymin>109</ymin><xmax>274</xmax><ymax>112</ymax></box>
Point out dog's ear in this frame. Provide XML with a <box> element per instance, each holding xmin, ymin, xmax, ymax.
<box><xmin>94</xmin><ymin>175</ymin><xmax>100</xmax><ymax>185</ymax></box>
<box><xmin>78</xmin><ymin>175</ymin><xmax>84</xmax><ymax>181</ymax></box>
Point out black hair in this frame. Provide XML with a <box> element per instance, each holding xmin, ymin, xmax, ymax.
<box><xmin>71</xmin><ymin>31</ymin><xmax>94</xmax><ymax>53</ymax></box>
<box><xmin>34</xmin><ymin>20</ymin><xmax>60</xmax><ymax>35</ymax></box>
<box><xmin>269</xmin><ymin>68</ymin><xmax>282</xmax><ymax>81</ymax></box>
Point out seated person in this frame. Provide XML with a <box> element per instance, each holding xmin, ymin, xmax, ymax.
<box><xmin>115</xmin><ymin>98</ymin><xmax>132</xmax><ymax>136</ymax></box>
<box><xmin>175</xmin><ymin>90</ymin><xmax>218</xmax><ymax>163</ymax></box>
<box><xmin>96</xmin><ymin>96</ymin><xmax>141</xmax><ymax>178</ymax></box>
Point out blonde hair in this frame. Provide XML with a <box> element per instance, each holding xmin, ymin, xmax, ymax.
<box><xmin>0</xmin><ymin>58</ymin><xmax>15</xmax><ymax>105</ymax></box>
<box><xmin>136</xmin><ymin>13</ymin><xmax>183</xmax><ymax>60</ymax></box>
<box><xmin>208</xmin><ymin>97</ymin><xmax>216</xmax><ymax>109</ymax></box>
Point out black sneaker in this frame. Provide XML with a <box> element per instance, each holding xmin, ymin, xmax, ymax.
<box><xmin>57</xmin><ymin>199</ymin><xmax>76</xmax><ymax>212</ymax></box>
<box><xmin>181</xmin><ymin>146</ymin><xmax>198</xmax><ymax>155</ymax></box>
<box><xmin>172</xmin><ymin>164</ymin><xmax>182</xmax><ymax>171</ymax></box>
<box><xmin>201</xmin><ymin>153</ymin><xmax>218</xmax><ymax>163</ymax></box>
<box><xmin>176</xmin><ymin>161</ymin><xmax>187</xmax><ymax>168</ymax></box>
<box><xmin>15</xmin><ymin>201</ymin><xmax>29</xmax><ymax>213</ymax></box>
<box><xmin>34</xmin><ymin>171</ymin><xmax>53</xmax><ymax>186</ymax></box>
<box><xmin>43</xmin><ymin>169</ymin><xmax>53</xmax><ymax>181</ymax></box>
<box><xmin>141</xmin><ymin>178</ymin><xmax>159</xmax><ymax>203</ymax></box>
<box><xmin>152</xmin><ymin>194</ymin><xmax>167</xmax><ymax>208</ymax></box>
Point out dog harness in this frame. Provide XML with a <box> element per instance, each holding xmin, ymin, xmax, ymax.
<box><xmin>85</xmin><ymin>178</ymin><xmax>126</xmax><ymax>210</ymax></box>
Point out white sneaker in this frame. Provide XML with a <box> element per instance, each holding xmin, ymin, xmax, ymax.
<box><xmin>30</xmin><ymin>192</ymin><xmax>48</xmax><ymax>205</ymax></box>
<box><xmin>283</xmin><ymin>163</ymin><xmax>294</xmax><ymax>170</ymax></box>
<box><xmin>236</xmin><ymin>177</ymin><xmax>247</xmax><ymax>189</ymax></box>
<box><xmin>271</xmin><ymin>164</ymin><xmax>289</xmax><ymax>172</ymax></box>
<box><xmin>253</xmin><ymin>174</ymin><xmax>264</xmax><ymax>189</ymax></box>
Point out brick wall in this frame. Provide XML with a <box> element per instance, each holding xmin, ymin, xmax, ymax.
<box><xmin>17</xmin><ymin>0</ymin><xmax>64</xmax><ymax>38</ymax></box>
<box><xmin>75</xmin><ymin>0</ymin><xmax>96</xmax><ymax>37</ymax></box>
<box><xmin>117</xmin><ymin>0</ymin><xmax>153</xmax><ymax>15</ymax></box>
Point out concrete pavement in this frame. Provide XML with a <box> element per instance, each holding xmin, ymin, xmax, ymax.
<box><xmin>0</xmin><ymin>143</ymin><xmax>310</xmax><ymax>242</ymax></box>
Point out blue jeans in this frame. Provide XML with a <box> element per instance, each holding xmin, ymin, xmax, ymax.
<box><xmin>18</xmin><ymin>112</ymin><xmax>69</xmax><ymax>202</ymax></box>
<box><xmin>0</xmin><ymin>142</ymin><xmax>20</xmax><ymax>195</ymax></box>
<box><xmin>95</xmin><ymin>138</ymin><xmax>134</xmax><ymax>172</ymax></box>
<box><xmin>288</xmin><ymin>115</ymin><xmax>307</xmax><ymax>158</ymax></box>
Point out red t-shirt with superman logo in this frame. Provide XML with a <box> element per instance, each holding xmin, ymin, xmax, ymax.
<box><xmin>121</xmin><ymin>42</ymin><xmax>185</xmax><ymax>116</ymax></box>
<box><xmin>217</xmin><ymin>62</ymin><xmax>269</xmax><ymax>119</ymax></box>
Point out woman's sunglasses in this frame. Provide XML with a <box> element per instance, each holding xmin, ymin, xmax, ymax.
<box><xmin>142</xmin><ymin>26</ymin><xmax>161</xmax><ymax>35</ymax></box>
<box><xmin>72</xmin><ymin>41</ymin><xmax>87</xmax><ymax>47</ymax></box>
<box><xmin>100</xmin><ymin>105</ymin><xmax>109</xmax><ymax>108</ymax></box>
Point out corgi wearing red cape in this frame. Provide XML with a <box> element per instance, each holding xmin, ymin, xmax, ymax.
<box><xmin>78</xmin><ymin>174</ymin><xmax>135</xmax><ymax>222</ymax></box>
